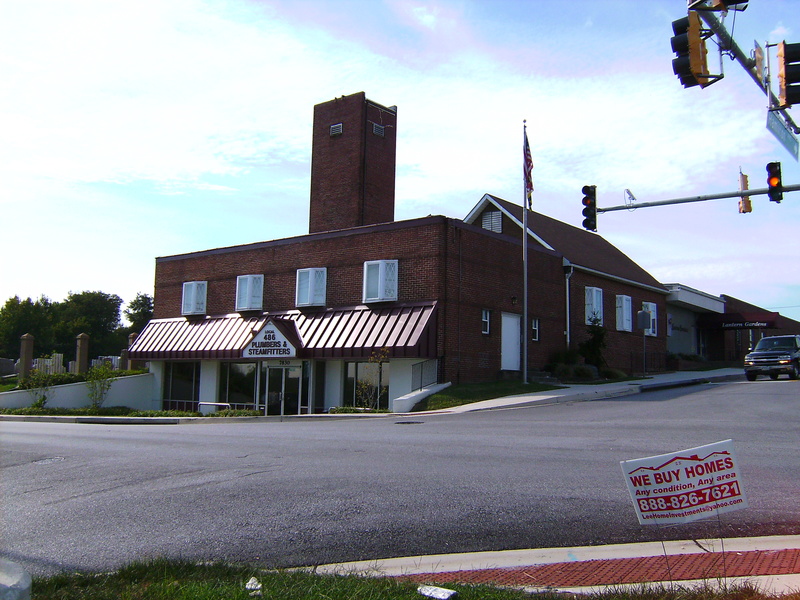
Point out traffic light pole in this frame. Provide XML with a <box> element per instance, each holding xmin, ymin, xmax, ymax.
<box><xmin>697</xmin><ymin>10</ymin><xmax>800</xmax><ymax>134</ymax></box>
<box><xmin>597</xmin><ymin>184</ymin><xmax>800</xmax><ymax>213</ymax></box>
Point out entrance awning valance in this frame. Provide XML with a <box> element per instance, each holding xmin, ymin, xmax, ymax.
<box><xmin>698</xmin><ymin>311</ymin><xmax>778</xmax><ymax>330</ymax></box>
<box><xmin>129</xmin><ymin>302</ymin><xmax>438</xmax><ymax>361</ymax></box>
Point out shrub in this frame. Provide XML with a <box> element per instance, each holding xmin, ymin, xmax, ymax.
<box><xmin>600</xmin><ymin>367</ymin><xmax>628</xmax><ymax>380</ymax></box>
<box><xmin>573</xmin><ymin>365</ymin><xmax>596</xmax><ymax>381</ymax></box>
<box><xmin>86</xmin><ymin>363</ymin><xmax>118</xmax><ymax>409</ymax></box>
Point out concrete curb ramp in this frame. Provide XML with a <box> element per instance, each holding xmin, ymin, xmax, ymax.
<box><xmin>0</xmin><ymin>560</ymin><xmax>30</xmax><ymax>600</ymax></box>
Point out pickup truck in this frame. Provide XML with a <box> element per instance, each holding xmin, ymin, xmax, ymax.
<box><xmin>743</xmin><ymin>335</ymin><xmax>800</xmax><ymax>381</ymax></box>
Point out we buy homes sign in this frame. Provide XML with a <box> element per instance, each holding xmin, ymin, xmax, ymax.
<box><xmin>620</xmin><ymin>440</ymin><xmax>748</xmax><ymax>526</ymax></box>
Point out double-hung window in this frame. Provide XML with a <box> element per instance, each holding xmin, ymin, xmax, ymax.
<box><xmin>531</xmin><ymin>317</ymin><xmax>540</xmax><ymax>341</ymax></box>
<box><xmin>363</xmin><ymin>260</ymin><xmax>398</xmax><ymax>303</ymax></box>
<box><xmin>585</xmin><ymin>286</ymin><xmax>603</xmax><ymax>325</ymax></box>
<box><xmin>616</xmin><ymin>295</ymin><xmax>633</xmax><ymax>332</ymax></box>
<box><xmin>296</xmin><ymin>268</ymin><xmax>327</xmax><ymax>307</ymax></box>
<box><xmin>236</xmin><ymin>275</ymin><xmax>264</xmax><ymax>311</ymax></box>
<box><xmin>182</xmin><ymin>281</ymin><xmax>207</xmax><ymax>316</ymax></box>
<box><xmin>481</xmin><ymin>309</ymin><xmax>491</xmax><ymax>334</ymax></box>
<box><xmin>642</xmin><ymin>301</ymin><xmax>658</xmax><ymax>337</ymax></box>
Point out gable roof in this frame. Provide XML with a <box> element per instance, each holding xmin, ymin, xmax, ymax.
<box><xmin>466</xmin><ymin>194</ymin><xmax>666</xmax><ymax>294</ymax></box>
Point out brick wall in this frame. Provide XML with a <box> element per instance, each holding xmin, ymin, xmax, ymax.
<box><xmin>154</xmin><ymin>215</ymin><xmax>669</xmax><ymax>382</ymax></box>
<box><xmin>308</xmin><ymin>92</ymin><xmax>396</xmax><ymax>233</ymax></box>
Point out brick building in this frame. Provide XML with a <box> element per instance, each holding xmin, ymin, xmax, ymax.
<box><xmin>129</xmin><ymin>92</ymin><xmax>669</xmax><ymax>413</ymax></box>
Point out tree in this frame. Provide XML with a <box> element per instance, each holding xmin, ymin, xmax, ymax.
<box><xmin>0</xmin><ymin>296</ymin><xmax>54</xmax><ymax>360</ymax></box>
<box><xmin>51</xmin><ymin>291</ymin><xmax>125</xmax><ymax>359</ymax></box>
<box><xmin>124</xmin><ymin>292</ymin><xmax>154</xmax><ymax>334</ymax></box>
<box><xmin>578</xmin><ymin>316</ymin><xmax>607</xmax><ymax>368</ymax></box>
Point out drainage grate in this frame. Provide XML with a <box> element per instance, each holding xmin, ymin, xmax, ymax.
<box><xmin>395</xmin><ymin>421</ymin><xmax>424</xmax><ymax>425</ymax></box>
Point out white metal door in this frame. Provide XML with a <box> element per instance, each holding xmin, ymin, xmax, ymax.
<box><xmin>501</xmin><ymin>312</ymin><xmax>521</xmax><ymax>371</ymax></box>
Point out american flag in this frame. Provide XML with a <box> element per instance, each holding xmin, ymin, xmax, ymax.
<box><xmin>523</xmin><ymin>126</ymin><xmax>533</xmax><ymax>208</ymax></box>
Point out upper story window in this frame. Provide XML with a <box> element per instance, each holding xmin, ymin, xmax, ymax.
<box><xmin>363</xmin><ymin>260</ymin><xmax>398</xmax><ymax>303</ymax></box>
<box><xmin>616</xmin><ymin>295</ymin><xmax>633</xmax><ymax>332</ymax></box>
<box><xmin>531</xmin><ymin>317</ymin><xmax>540</xmax><ymax>341</ymax></box>
<box><xmin>236</xmin><ymin>275</ymin><xmax>264</xmax><ymax>311</ymax></box>
<box><xmin>481</xmin><ymin>309</ymin><xmax>491</xmax><ymax>335</ymax></box>
<box><xmin>182</xmin><ymin>281</ymin><xmax>207</xmax><ymax>316</ymax></box>
<box><xmin>481</xmin><ymin>210</ymin><xmax>502</xmax><ymax>233</ymax></box>
<box><xmin>585</xmin><ymin>286</ymin><xmax>603</xmax><ymax>325</ymax></box>
<box><xmin>296</xmin><ymin>268</ymin><xmax>327</xmax><ymax>307</ymax></box>
<box><xmin>642</xmin><ymin>301</ymin><xmax>658</xmax><ymax>337</ymax></box>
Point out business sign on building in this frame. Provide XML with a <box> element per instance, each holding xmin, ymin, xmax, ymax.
<box><xmin>242</xmin><ymin>322</ymin><xmax>297</xmax><ymax>358</ymax></box>
<box><xmin>620</xmin><ymin>439</ymin><xmax>747</xmax><ymax>525</ymax></box>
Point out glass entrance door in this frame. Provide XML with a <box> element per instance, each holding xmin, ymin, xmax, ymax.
<box><xmin>260</xmin><ymin>364</ymin><xmax>302</xmax><ymax>416</ymax></box>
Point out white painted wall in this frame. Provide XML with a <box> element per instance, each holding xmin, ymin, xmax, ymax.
<box><xmin>0</xmin><ymin>374</ymin><xmax>159</xmax><ymax>411</ymax></box>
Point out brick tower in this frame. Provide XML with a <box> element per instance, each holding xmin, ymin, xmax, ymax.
<box><xmin>309</xmin><ymin>92</ymin><xmax>397</xmax><ymax>234</ymax></box>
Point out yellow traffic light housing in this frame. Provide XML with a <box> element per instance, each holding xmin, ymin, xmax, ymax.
<box><xmin>778</xmin><ymin>41</ymin><xmax>800</xmax><ymax>108</ymax></box>
<box><xmin>671</xmin><ymin>12</ymin><xmax>710</xmax><ymax>88</ymax></box>
<box><xmin>738</xmin><ymin>171</ymin><xmax>751</xmax><ymax>213</ymax></box>
<box><xmin>767</xmin><ymin>162</ymin><xmax>783</xmax><ymax>203</ymax></box>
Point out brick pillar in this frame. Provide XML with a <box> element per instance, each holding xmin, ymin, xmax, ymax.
<box><xmin>75</xmin><ymin>333</ymin><xmax>90</xmax><ymax>374</ymax></box>
<box><xmin>19</xmin><ymin>333</ymin><xmax>34</xmax><ymax>379</ymax></box>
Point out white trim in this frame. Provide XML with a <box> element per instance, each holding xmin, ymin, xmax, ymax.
<box><xmin>236</xmin><ymin>274</ymin><xmax>264</xmax><ymax>311</ymax></box>
<box><xmin>182</xmin><ymin>281</ymin><xmax>207</xmax><ymax>315</ymax></box>
<box><xmin>363</xmin><ymin>260</ymin><xmax>398</xmax><ymax>303</ymax></box>
<box><xmin>464</xmin><ymin>194</ymin><xmax>555</xmax><ymax>251</ymax></box>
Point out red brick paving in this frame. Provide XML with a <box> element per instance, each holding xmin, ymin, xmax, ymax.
<box><xmin>398</xmin><ymin>548</ymin><xmax>800</xmax><ymax>588</ymax></box>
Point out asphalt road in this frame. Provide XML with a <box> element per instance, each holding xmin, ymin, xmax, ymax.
<box><xmin>2</xmin><ymin>379</ymin><xmax>799</xmax><ymax>577</ymax></box>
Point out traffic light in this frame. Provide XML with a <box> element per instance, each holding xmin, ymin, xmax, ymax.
<box><xmin>582</xmin><ymin>185</ymin><xmax>597</xmax><ymax>231</ymax></box>
<box><xmin>766</xmin><ymin>162</ymin><xmax>783</xmax><ymax>203</ymax></box>
<box><xmin>778</xmin><ymin>41</ymin><xmax>800</xmax><ymax>108</ymax></box>
<box><xmin>670</xmin><ymin>12</ymin><xmax>709</xmax><ymax>88</ymax></box>
<box><xmin>738</xmin><ymin>171</ymin><xmax>751</xmax><ymax>213</ymax></box>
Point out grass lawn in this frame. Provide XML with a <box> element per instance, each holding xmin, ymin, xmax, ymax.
<box><xmin>29</xmin><ymin>558</ymin><xmax>783</xmax><ymax>600</ymax></box>
<box><xmin>414</xmin><ymin>380</ymin><xmax>562</xmax><ymax>411</ymax></box>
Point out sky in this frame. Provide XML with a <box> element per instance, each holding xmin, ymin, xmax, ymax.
<box><xmin>1</xmin><ymin>0</ymin><xmax>799</xmax><ymax>323</ymax></box>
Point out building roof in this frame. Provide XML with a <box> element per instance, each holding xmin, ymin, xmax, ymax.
<box><xmin>129</xmin><ymin>302</ymin><xmax>438</xmax><ymax>361</ymax></box>
<box><xmin>465</xmin><ymin>194</ymin><xmax>667</xmax><ymax>294</ymax></box>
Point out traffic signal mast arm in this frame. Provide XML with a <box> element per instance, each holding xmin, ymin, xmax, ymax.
<box><xmin>598</xmin><ymin>184</ymin><xmax>800</xmax><ymax>213</ymax></box>
<box><xmin>696</xmin><ymin>10</ymin><xmax>799</xmax><ymax>133</ymax></box>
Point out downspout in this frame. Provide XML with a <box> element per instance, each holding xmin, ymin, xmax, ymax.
<box><xmin>563</xmin><ymin>258</ymin><xmax>573</xmax><ymax>348</ymax></box>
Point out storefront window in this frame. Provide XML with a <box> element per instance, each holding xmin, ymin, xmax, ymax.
<box><xmin>219</xmin><ymin>362</ymin><xmax>258</xmax><ymax>408</ymax></box>
<box><xmin>163</xmin><ymin>361</ymin><xmax>200</xmax><ymax>411</ymax></box>
<box><xmin>344</xmin><ymin>359</ymin><xmax>390</xmax><ymax>410</ymax></box>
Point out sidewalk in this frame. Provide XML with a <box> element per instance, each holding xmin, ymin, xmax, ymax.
<box><xmin>315</xmin><ymin>536</ymin><xmax>800</xmax><ymax>595</ymax></box>
<box><xmin>438</xmin><ymin>368</ymin><xmax>745</xmax><ymax>414</ymax></box>
<box><xmin>314</xmin><ymin>370</ymin><xmax>800</xmax><ymax>595</ymax></box>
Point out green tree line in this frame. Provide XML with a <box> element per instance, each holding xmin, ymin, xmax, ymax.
<box><xmin>0</xmin><ymin>291</ymin><xmax>153</xmax><ymax>361</ymax></box>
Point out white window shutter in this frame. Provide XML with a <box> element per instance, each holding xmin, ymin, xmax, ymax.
<box><xmin>585</xmin><ymin>287</ymin><xmax>593</xmax><ymax>324</ymax></box>
<box><xmin>249</xmin><ymin>275</ymin><xmax>263</xmax><ymax>309</ymax></box>
<box><xmin>236</xmin><ymin>277</ymin><xmax>249</xmax><ymax>310</ymax></box>
<box><xmin>194</xmin><ymin>282</ymin><xmax>207</xmax><ymax>314</ymax></box>
<box><xmin>383</xmin><ymin>260</ymin><xmax>398</xmax><ymax>300</ymax></box>
<box><xmin>312</xmin><ymin>268</ymin><xmax>327</xmax><ymax>305</ymax></box>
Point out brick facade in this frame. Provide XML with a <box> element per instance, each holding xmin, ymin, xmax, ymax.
<box><xmin>309</xmin><ymin>92</ymin><xmax>397</xmax><ymax>233</ymax></box>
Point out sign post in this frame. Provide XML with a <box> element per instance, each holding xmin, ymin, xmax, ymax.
<box><xmin>621</xmin><ymin>440</ymin><xmax>748</xmax><ymax>526</ymax></box>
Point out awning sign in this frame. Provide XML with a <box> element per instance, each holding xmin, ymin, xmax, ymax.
<box><xmin>242</xmin><ymin>322</ymin><xmax>296</xmax><ymax>358</ymax></box>
<box><xmin>620</xmin><ymin>440</ymin><xmax>747</xmax><ymax>525</ymax></box>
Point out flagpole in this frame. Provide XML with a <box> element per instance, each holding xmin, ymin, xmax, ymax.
<box><xmin>522</xmin><ymin>121</ymin><xmax>530</xmax><ymax>385</ymax></box>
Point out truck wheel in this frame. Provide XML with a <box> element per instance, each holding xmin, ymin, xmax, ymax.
<box><xmin>790</xmin><ymin>362</ymin><xmax>800</xmax><ymax>380</ymax></box>
<box><xmin>770</xmin><ymin>373</ymin><xmax>779</xmax><ymax>380</ymax></box>
<box><xmin>745</xmin><ymin>372</ymin><xmax>757</xmax><ymax>381</ymax></box>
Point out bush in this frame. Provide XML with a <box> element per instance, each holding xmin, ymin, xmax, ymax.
<box><xmin>599</xmin><ymin>367</ymin><xmax>628</xmax><ymax>380</ymax></box>
<box><xmin>86</xmin><ymin>363</ymin><xmax>117</xmax><ymax>408</ymax></box>
<box><xmin>573</xmin><ymin>364</ymin><xmax>596</xmax><ymax>381</ymax></box>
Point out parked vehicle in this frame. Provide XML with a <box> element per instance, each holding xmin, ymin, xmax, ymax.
<box><xmin>743</xmin><ymin>335</ymin><xmax>800</xmax><ymax>381</ymax></box>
